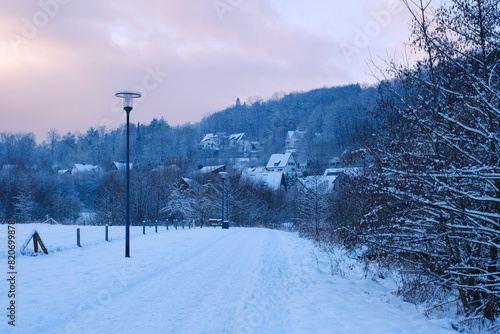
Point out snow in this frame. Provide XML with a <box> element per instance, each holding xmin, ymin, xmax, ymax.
<box><xmin>2</xmin><ymin>226</ymin><xmax>461</xmax><ymax>333</ymax></box>
<box><xmin>71</xmin><ymin>164</ymin><xmax>100</xmax><ymax>174</ymax></box>
<box><xmin>199</xmin><ymin>165</ymin><xmax>225</xmax><ymax>174</ymax></box>
<box><xmin>241</xmin><ymin>168</ymin><xmax>285</xmax><ymax>190</ymax></box>
<box><xmin>266</xmin><ymin>153</ymin><xmax>293</xmax><ymax>170</ymax></box>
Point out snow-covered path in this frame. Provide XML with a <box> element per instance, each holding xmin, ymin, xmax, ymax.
<box><xmin>4</xmin><ymin>228</ymin><xmax>458</xmax><ymax>333</ymax></box>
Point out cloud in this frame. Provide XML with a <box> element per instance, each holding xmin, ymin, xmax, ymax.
<box><xmin>0</xmin><ymin>0</ymin><xmax>412</xmax><ymax>142</ymax></box>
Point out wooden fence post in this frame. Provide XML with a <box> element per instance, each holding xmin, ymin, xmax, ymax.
<box><xmin>77</xmin><ymin>228</ymin><xmax>81</xmax><ymax>247</ymax></box>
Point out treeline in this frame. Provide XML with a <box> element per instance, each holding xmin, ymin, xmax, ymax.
<box><xmin>304</xmin><ymin>0</ymin><xmax>500</xmax><ymax>325</ymax></box>
<box><xmin>0</xmin><ymin>82</ymin><xmax>372</xmax><ymax>223</ymax></box>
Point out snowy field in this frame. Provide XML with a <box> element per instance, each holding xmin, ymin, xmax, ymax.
<box><xmin>2</xmin><ymin>225</ymin><xmax>464</xmax><ymax>333</ymax></box>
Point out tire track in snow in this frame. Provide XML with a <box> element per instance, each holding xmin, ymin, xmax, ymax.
<box><xmin>232</xmin><ymin>230</ymin><xmax>294</xmax><ymax>334</ymax></box>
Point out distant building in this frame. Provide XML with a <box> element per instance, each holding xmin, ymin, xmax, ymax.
<box><xmin>198</xmin><ymin>165</ymin><xmax>226</xmax><ymax>175</ymax></box>
<box><xmin>228</xmin><ymin>133</ymin><xmax>252</xmax><ymax>156</ymax></box>
<box><xmin>200</xmin><ymin>132</ymin><xmax>254</xmax><ymax>157</ymax></box>
<box><xmin>241</xmin><ymin>167</ymin><xmax>287</xmax><ymax>191</ymax></box>
<box><xmin>200</xmin><ymin>133</ymin><xmax>226</xmax><ymax>151</ymax></box>
<box><xmin>112</xmin><ymin>161</ymin><xmax>133</xmax><ymax>171</ymax></box>
<box><xmin>296</xmin><ymin>170</ymin><xmax>340</xmax><ymax>194</ymax></box>
<box><xmin>266</xmin><ymin>153</ymin><xmax>298</xmax><ymax>173</ymax></box>
<box><xmin>177</xmin><ymin>177</ymin><xmax>201</xmax><ymax>192</ymax></box>
<box><xmin>70</xmin><ymin>163</ymin><xmax>102</xmax><ymax>175</ymax></box>
<box><xmin>285</xmin><ymin>130</ymin><xmax>306</xmax><ymax>151</ymax></box>
<box><xmin>58</xmin><ymin>169</ymin><xmax>70</xmax><ymax>175</ymax></box>
<box><xmin>329</xmin><ymin>157</ymin><xmax>341</xmax><ymax>168</ymax></box>
<box><xmin>296</xmin><ymin>167</ymin><xmax>362</xmax><ymax>194</ymax></box>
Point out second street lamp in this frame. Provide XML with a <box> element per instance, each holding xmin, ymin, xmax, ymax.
<box><xmin>219</xmin><ymin>171</ymin><xmax>229</xmax><ymax>229</ymax></box>
<box><xmin>115</xmin><ymin>90</ymin><xmax>141</xmax><ymax>258</ymax></box>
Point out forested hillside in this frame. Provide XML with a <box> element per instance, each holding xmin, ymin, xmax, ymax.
<box><xmin>0</xmin><ymin>84</ymin><xmax>374</xmax><ymax>223</ymax></box>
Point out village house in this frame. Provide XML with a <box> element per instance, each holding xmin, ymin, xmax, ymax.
<box><xmin>266</xmin><ymin>152</ymin><xmax>298</xmax><ymax>173</ymax></box>
<box><xmin>198</xmin><ymin>165</ymin><xmax>226</xmax><ymax>175</ymax></box>
<box><xmin>285</xmin><ymin>130</ymin><xmax>306</xmax><ymax>151</ymax></box>
<box><xmin>200</xmin><ymin>132</ymin><xmax>254</xmax><ymax>157</ymax></box>
<box><xmin>228</xmin><ymin>133</ymin><xmax>252</xmax><ymax>157</ymax></box>
<box><xmin>112</xmin><ymin>161</ymin><xmax>134</xmax><ymax>171</ymax></box>
<box><xmin>200</xmin><ymin>133</ymin><xmax>226</xmax><ymax>151</ymax></box>
<box><xmin>69</xmin><ymin>163</ymin><xmax>102</xmax><ymax>175</ymax></box>
<box><xmin>240</xmin><ymin>167</ymin><xmax>287</xmax><ymax>191</ymax></box>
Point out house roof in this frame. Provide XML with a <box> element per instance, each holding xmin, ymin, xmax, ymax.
<box><xmin>72</xmin><ymin>164</ymin><xmax>100</xmax><ymax>174</ymax></box>
<box><xmin>241</xmin><ymin>167</ymin><xmax>285</xmax><ymax>191</ymax></box>
<box><xmin>181</xmin><ymin>177</ymin><xmax>200</xmax><ymax>190</ymax></box>
<box><xmin>287</xmin><ymin>130</ymin><xmax>306</xmax><ymax>140</ymax></box>
<box><xmin>297</xmin><ymin>174</ymin><xmax>339</xmax><ymax>194</ymax></box>
<box><xmin>266</xmin><ymin>153</ymin><xmax>293</xmax><ymax>169</ymax></box>
<box><xmin>201</xmin><ymin>133</ymin><xmax>217</xmax><ymax>142</ymax></box>
<box><xmin>199</xmin><ymin>165</ymin><xmax>225</xmax><ymax>174</ymax></box>
<box><xmin>201</xmin><ymin>132</ymin><xmax>226</xmax><ymax>142</ymax></box>
<box><xmin>229</xmin><ymin>133</ymin><xmax>245</xmax><ymax>142</ymax></box>
<box><xmin>323</xmin><ymin>167</ymin><xmax>361</xmax><ymax>177</ymax></box>
<box><xmin>113</xmin><ymin>161</ymin><xmax>133</xmax><ymax>171</ymax></box>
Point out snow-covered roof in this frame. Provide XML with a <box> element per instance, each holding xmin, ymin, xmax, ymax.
<box><xmin>241</xmin><ymin>167</ymin><xmax>285</xmax><ymax>191</ymax></box>
<box><xmin>113</xmin><ymin>161</ymin><xmax>133</xmax><ymax>171</ymax></box>
<box><xmin>297</xmin><ymin>174</ymin><xmax>338</xmax><ymax>194</ymax></box>
<box><xmin>201</xmin><ymin>132</ymin><xmax>226</xmax><ymax>142</ymax></box>
<box><xmin>181</xmin><ymin>177</ymin><xmax>200</xmax><ymax>189</ymax></box>
<box><xmin>287</xmin><ymin>130</ymin><xmax>306</xmax><ymax>140</ymax></box>
<box><xmin>323</xmin><ymin>167</ymin><xmax>361</xmax><ymax>177</ymax></box>
<box><xmin>201</xmin><ymin>133</ymin><xmax>217</xmax><ymax>142</ymax></box>
<box><xmin>199</xmin><ymin>165</ymin><xmax>225</xmax><ymax>174</ymax></box>
<box><xmin>229</xmin><ymin>133</ymin><xmax>245</xmax><ymax>142</ymax></box>
<box><xmin>266</xmin><ymin>153</ymin><xmax>293</xmax><ymax>169</ymax></box>
<box><xmin>71</xmin><ymin>164</ymin><xmax>100</xmax><ymax>174</ymax></box>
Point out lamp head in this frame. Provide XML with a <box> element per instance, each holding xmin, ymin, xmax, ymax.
<box><xmin>115</xmin><ymin>90</ymin><xmax>142</xmax><ymax>110</ymax></box>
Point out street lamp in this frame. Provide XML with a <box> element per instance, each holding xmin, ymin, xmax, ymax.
<box><xmin>219</xmin><ymin>171</ymin><xmax>229</xmax><ymax>229</ymax></box>
<box><xmin>115</xmin><ymin>90</ymin><xmax>141</xmax><ymax>257</ymax></box>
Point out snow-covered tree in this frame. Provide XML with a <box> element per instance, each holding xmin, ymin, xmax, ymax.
<box><xmin>364</xmin><ymin>0</ymin><xmax>500</xmax><ymax>320</ymax></box>
<box><xmin>162</xmin><ymin>182</ymin><xmax>196</xmax><ymax>223</ymax></box>
<box><xmin>14</xmin><ymin>188</ymin><xmax>34</xmax><ymax>223</ymax></box>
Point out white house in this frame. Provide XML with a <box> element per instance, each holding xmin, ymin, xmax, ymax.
<box><xmin>296</xmin><ymin>169</ymin><xmax>340</xmax><ymax>194</ymax></box>
<box><xmin>112</xmin><ymin>161</ymin><xmax>133</xmax><ymax>171</ymax></box>
<box><xmin>266</xmin><ymin>153</ymin><xmax>298</xmax><ymax>173</ymax></box>
<box><xmin>200</xmin><ymin>133</ymin><xmax>226</xmax><ymax>151</ymax></box>
<box><xmin>297</xmin><ymin>167</ymin><xmax>362</xmax><ymax>193</ymax></box>
<box><xmin>228</xmin><ymin>133</ymin><xmax>252</xmax><ymax>156</ymax></box>
<box><xmin>285</xmin><ymin>130</ymin><xmax>306</xmax><ymax>151</ymax></box>
<box><xmin>70</xmin><ymin>163</ymin><xmax>101</xmax><ymax>175</ymax></box>
<box><xmin>198</xmin><ymin>165</ymin><xmax>226</xmax><ymax>175</ymax></box>
<box><xmin>241</xmin><ymin>167</ymin><xmax>286</xmax><ymax>191</ymax></box>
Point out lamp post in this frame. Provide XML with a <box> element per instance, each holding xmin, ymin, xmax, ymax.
<box><xmin>219</xmin><ymin>171</ymin><xmax>229</xmax><ymax>229</ymax></box>
<box><xmin>115</xmin><ymin>90</ymin><xmax>141</xmax><ymax>258</ymax></box>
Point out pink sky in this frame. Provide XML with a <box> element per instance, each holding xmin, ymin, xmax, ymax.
<box><xmin>0</xmin><ymin>0</ymin><xmax>412</xmax><ymax>142</ymax></box>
